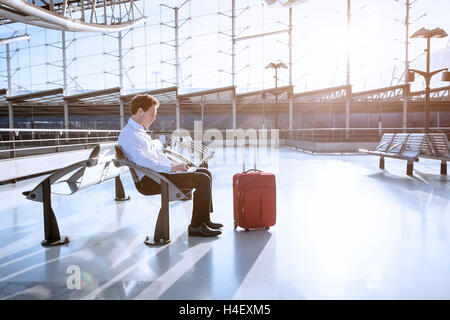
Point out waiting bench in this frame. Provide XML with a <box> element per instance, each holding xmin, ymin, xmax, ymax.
<box><xmin>23</xmin><ymin>142</ymin><xmax>198</xmax><ymax>247</ymax></box>
<box><xmin>359</xmin><ymin>132</ymin><xmax>449</xmax><ymax>176</ymax></box>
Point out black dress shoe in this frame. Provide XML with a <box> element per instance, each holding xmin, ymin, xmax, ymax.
<box><xmin>188</xmin><ymin>223</ymin><xmax>222</xmax><ymax>237</ymax></box>
<box><xmin>204</xmin><ymin>220</ymin><xmax>223</xmax><ymax>230</ymax></box>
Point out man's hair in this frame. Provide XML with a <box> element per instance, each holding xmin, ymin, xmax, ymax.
<box><xmin>130</xmin><ymin>94</ymin><xmax>159</xmax><ymax>115</ymax></box>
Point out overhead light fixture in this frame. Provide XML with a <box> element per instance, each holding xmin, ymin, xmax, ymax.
<box><xmin>266</xmin><ymin>62</ymin><xmax>288</xmax><ymax>69</ymax></box>
<box><xmin>442</xmin><ymin>71</ymin><xmax>450</xmax><ymax>82</ymax></box>
<box><xmin>406</xmin><ymin>71</ymin><xmax>415</xmax><ymax>82</ymax></box>
<box><xmin>411</xmin><ymin>27</ymin><xmax>448</xmax><ymax>39</ymax></box>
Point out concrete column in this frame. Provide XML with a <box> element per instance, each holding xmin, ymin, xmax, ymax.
<box><xmin>232</xmin><ymin>98</ymin><xmax>236</xmax><ymax>132</ymax></box>
<box><xmin>345</xmin><ymin>99</ymin><xmax>350</xmax><ymax>138</ymax></box>
<box><xmin>8</xmin><ymin>101</ymin><xmax>14</xmax><ymax>129</ymax></box>
<box><xmin>402</xmin><ymin>97</ymin><xmax>407</xmax><ymax>131</ymax></box>
<box><xmin>176</xmin><ymin>99</ymin><xmax>180</xmax><ymax>130</ymax></box>
<box><xmin>64</xmin><ymin>100</ymin><xmax>69</xmax><ymax>130</ymax></box>
<box><xmin>289</xmin><ymin>97</ymin><xmax>293</xmax><ymax>131</ymax></box>
<box><xmin>8</xmin><ymin>101</ymin><xmax>15</xmax><ymax>161</ymax></box>
<box><xmin>288</xmin><ymin>97</ymin><xmax>293</xmax><ymax>139</ymax></box>
<box><xmin>119</xmin><ymin>99</ymin><xmax>125</xmax><ymax>129</ymax></box>
<box><xmin>200</xmin><ymin>97</ymin><xmax>205</xmax><ymax>128</ymax></box>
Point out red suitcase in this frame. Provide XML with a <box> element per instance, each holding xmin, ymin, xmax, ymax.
<box><xmin>233</xmin><ymin>169</ymin><xmax>276</xmax><ymax>231</ymax></box>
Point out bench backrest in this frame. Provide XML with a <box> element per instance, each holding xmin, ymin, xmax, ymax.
<box><xmin>387</xmin><ymin>133</ymin><xmax>409</xmax><ymax>154</ymax></box>
<box><xmin>115</xmin><ymin>145</ymin><xmax>140</xmax><ymax>184</ymax></box>
<box><xmin>400</xmin><ymin>133</ymin><xmax>426</xmax><ymax>159</ymax></box>
<box><xmin>25</xmin><ymin>143</ymin><xmax>127</xmax><ymax>202</ymax></box>
<box><xmin>426</xmin><ymin>133</ymin><xmax>450</xmax><ymax>158</ymax></box>
<box><xmin>72</xmin><ymin>143</ymin><xmax>127</xmax><ymax>191</ymax></box>
<box><xmin>375</xmin><ymin>133</ymin><xmax>395</xmax><ymax>152</ymax></box>
<box><xmin>374</xmin><ymin>133</ymin><xmax>424</xmax><ymax>159</ymax></box>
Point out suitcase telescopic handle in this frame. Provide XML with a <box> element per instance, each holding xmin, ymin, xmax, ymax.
<box><xmin>242</xmin><ymin>143</ymin><xmax>258</xmax><ymax>172</ymax></box>
<box><xmin>243</xmin><ymin>168</ymin><xmax>262</xmax><ymax>173</ymax></box>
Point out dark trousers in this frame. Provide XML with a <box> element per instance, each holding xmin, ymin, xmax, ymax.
<box><xmin>136</xmin><ymin>168</ymin><xmax>213</xmax><ymax>227</ymax></box>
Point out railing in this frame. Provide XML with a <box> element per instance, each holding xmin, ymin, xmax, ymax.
<box><xmin>281</xmin><ymin>127</ymin><xmax>450</xmax><ymax>143</ymax></box>
<box><xmin>149</xmin><ymin>128</ymin><xmax>450</xmax><ymax>145</ymax></box>
<box><xmin>1</xmin><ymin>127</ymin><xmax>449</xmax><ymax>160</ymax></box>
<box><xmin>0</xmin><ymin>128</ymin><xmax>173</xmax><ymax>160</ymax></box>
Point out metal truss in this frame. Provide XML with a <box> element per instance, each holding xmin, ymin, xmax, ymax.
<box><xmin>0</xmin><ymin>0</ymin><xmax>146</xmax><ymax>32</ymax></box>
<box><xmin>293</xmin><ymin>85</ymin><xmax>350</xmax><ymax>103</ymax></box>
<box><xmin>178</xmin><ymin>86</ymin><xmax>236</xmax><ymax>104</ymax></box>
<box><xmin>217</xmin><ymin>0</ymin><xmax>250</xmax><ymax>86</ymax></box>
<box><xmin>409</xmin><ymin>86</ymin><xmax>450</xmax><ymax>102</ymax></box>
<box><xmin>236</xmin><ymin>85</ymin><xmax>293</xmax><ymax>103</ymax></box>
<box><xmin>352</xmin><ymin>84</ymin><xmax>410</xmax><ymax>103</ymax></box>
<box><xmin>159</xmin><ymin>0</ymin><xmax>191</xmax><ymax>87</ymax></box>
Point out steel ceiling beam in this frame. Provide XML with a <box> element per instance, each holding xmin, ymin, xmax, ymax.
<box><xmin>0</xmin><ymin>0</ymin><xmax>146</xmax><ymax>32</ymax></box>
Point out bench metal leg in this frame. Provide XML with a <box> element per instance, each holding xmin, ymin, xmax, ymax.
<box><xmin>41</xmin><ymin>178</ymin><xmax>70</xmax><ymax>247</ymax></box>
<box><xmin>114</xmin><ymin>176</ymin><xmax>130</xmax><ymax>201</ymax></box>
<box><xmin>379</xmin><ymin>156</ymin><xmax>385</xmax><ymax>170</ymax></box>
<box><xmin>441</xmin><ymin>161</ymin><xmax>447</xmax><ymax>175</ymax></box>
<box><xmin>145</xmin><ymin>181</ymin><xmax>170</xmax><ymax>246</ymax></box>
<box><xmin>406</xmin><ymin>162</ymin><xmax>413</xmax><ymax>176</ymax></box>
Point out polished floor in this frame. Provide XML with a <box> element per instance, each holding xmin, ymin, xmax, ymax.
<box><xmin>0</xmin><ymin>147</ymin><xmax>449</xmax><ymax>299</ymax></box>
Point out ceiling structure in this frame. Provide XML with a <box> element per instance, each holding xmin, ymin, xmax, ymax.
<box><xmin>178</xmin><ymin>86</ymin><xmax>236</xmax><ymax>105</ymax></box>
<box><xmin>1</xmin><ymin>83</ymin><xmax>449</xmax><ymax>116</ymax></box>
<box><xmin>0</xmin><ymin>0</ymin><xmax>146</xmax><ymax>32</ymax></box>
<box><xmin>120</xmin><ymin>87</ymin><xmax>179</xmax><ymax>106</ymax></box>
<box><xmin>236</xmin><ymin>85</ymin><xmax>293</xmax><ymax>104</ymax></box>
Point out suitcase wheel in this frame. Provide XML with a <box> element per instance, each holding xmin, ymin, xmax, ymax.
<box><xmin>265</xmin><ymin>227</ymin><xmax>269</xmax><ymax>230</ymax></box>
<box><xmin>245</xmin><ymin>228</ymin><xmax>249</xmax><ymax>232</ymax></box>
<box><xmin>233</xmin><ymin>221</ymin><xmax>237</xmax><ymax>230</ymax></box>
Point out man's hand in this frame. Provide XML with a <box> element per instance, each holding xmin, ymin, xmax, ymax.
<box><xmin>170</xmin><ymin>162</ymin><xmax>188</xmax><ymax>172</ymax></box>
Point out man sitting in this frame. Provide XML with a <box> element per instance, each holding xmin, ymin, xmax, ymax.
<box><xmin>118</xmin><ymin>94</ymin><xmax>223</xmax><ymax>237</ymax></box>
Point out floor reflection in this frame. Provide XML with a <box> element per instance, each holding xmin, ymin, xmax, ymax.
<box><xmin>0</xmin><ymin>148</ymin><xmax>449</xmax><ymax>299</ymax></box>
<box><xmin>155</xmin><ymin>229</ymin><xmax>272</xmax><ymax>300</ymax></box>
